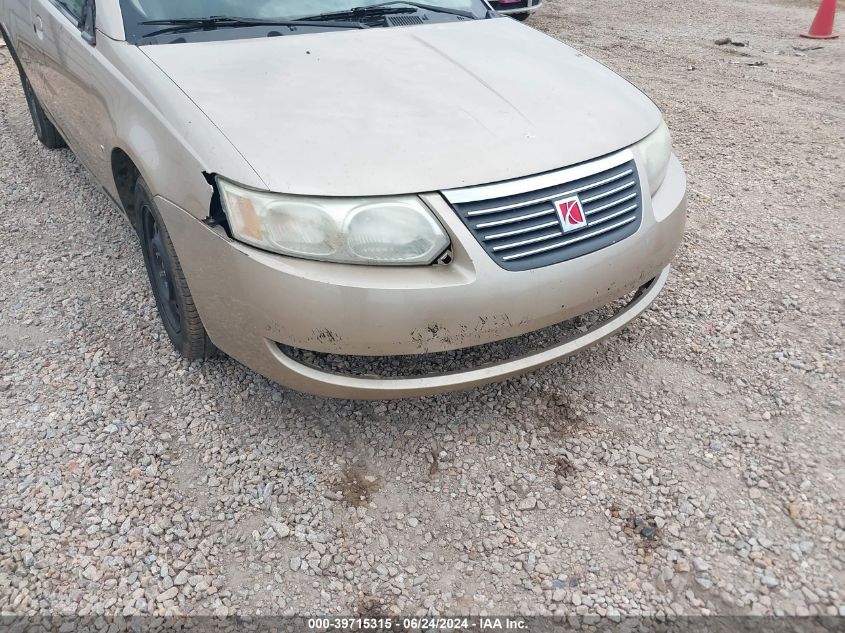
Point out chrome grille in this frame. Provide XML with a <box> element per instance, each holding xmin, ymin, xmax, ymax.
<box><xmin>442</xmin><ymin>151</ymin><xmax>643</xmax><ymax>271</ymax></box>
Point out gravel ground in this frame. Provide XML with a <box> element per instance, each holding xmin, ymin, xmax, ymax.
<box><xmin>1</xmin><ymin>0</ymin><xmax>844</xmax><ymax>620</ymax></box>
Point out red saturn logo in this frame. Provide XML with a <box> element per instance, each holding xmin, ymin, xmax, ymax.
<box><xmin>554</xmin><ymin>195</ymin><xmax>587</xmax><ymax>233</ymax></box>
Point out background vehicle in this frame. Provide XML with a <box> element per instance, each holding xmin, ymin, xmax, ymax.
<box><xmin>488</xmin><ymin>0</ymin><xmax>541</xmax><ymax>21</ymax></box>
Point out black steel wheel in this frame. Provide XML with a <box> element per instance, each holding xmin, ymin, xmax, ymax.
<box><xmin>22</xmin><ymin>75</ymin><xmax>65</xmax><ymax>149</ymax></box>
<box><xmin>136</xmin><ymin>178</ymin><xmax>215</xmax><ymax>360</ymax></box>
<box><xmin>144</xmin><ymin>208</ymin><xmax>183</xmax><ymax>336</ymax></box>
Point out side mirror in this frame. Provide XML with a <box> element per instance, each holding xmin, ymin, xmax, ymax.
<box><xmin>79</xmin><ymin>0</ymin><xmax>96</xmax><ymax>45</ymax></box>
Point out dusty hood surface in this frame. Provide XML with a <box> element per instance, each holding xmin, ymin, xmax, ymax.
<box><xmin>142</xmin><ymin>18</ymin><xmax>661</xmax><ymax>196</ymax></box>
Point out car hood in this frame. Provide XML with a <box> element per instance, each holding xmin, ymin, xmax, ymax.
<box><xmin>141</xmin><ymin>18</ymin><xmax>661</xmax><ymax>196</ymax></box>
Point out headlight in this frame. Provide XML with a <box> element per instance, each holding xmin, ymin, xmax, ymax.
<box><xmin>217</xmin><ymin>179</ymin><xmax>450</xmax><ymax>265</ymax></box>
<box><xmin>634</xmin><ymin>120</ymin><xmax>672</xmax><ymax>196</ymax></box>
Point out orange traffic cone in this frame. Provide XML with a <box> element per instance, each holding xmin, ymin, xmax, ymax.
<box><xmin>801</xmin><ymin>0</ymin><xmax>839</xmax><ymax>39</ymax></box>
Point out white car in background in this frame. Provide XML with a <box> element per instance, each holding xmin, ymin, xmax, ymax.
<box><xmin>487</xmin><ymin>0</ymin><xmax>541</xmax><ymax>21</ymax></box>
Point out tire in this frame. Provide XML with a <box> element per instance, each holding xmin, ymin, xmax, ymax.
<box><xmin>511</xmin><ymin>12</ymin><xmax>530</xmax><ymax>20</ymax></box>
<box><xmin>21</xmin><ymin>75</ymin><xmax>66</xmax><ymax>149</ymax></box>
<box><xmin>136</xmin><ymin>178</ymin><xmax>215</xmax><ymax>360</ymax></box>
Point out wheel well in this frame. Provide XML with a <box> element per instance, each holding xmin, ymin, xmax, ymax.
<box><xmin>111</xmin><ymin>149</ymin><xmax>141</xmax><ymax>233</ymax></box>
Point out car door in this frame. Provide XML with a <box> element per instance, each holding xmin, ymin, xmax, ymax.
<box><xmin>27</xmin><ymin>0</ymin><xmax>113</xmax><ymax>187</ymax></box>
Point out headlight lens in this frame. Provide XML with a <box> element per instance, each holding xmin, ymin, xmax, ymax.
<box><xmin>217</xmin><ymin>179</ymin><xmax>450</xmax><ymax>265</ymax></box>
<box><xmin>634</xmin><ymin>120</ymin><xmax>672</xmax><ymax>195</ymax></box>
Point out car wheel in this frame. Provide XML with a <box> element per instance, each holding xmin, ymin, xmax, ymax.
<box><xmin>511</xmin><ymin>12</ymin><xmax>530</xmax><ymax>20</ymax></box>
<box><xmin>136</xmin><ymin>178</ymin><xmax>216</xmax><ymax>360</ymax></box>
<box><xmin>22</xmin><ymin>75</ymin><xmax>66</xmax><ymax>149</ymax></box>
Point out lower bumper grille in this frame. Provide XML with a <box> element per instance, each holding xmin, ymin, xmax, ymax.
<box><xmin>277</xmin><ymin>281</ymin><xmax>649</xmax><ymax>379</ymax></box>
<box><xmin>443</xmin><ymin>151</ymin><xmax>643</xmax><ymax>272</ymax></box>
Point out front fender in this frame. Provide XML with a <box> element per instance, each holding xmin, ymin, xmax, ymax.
<box><xmin>97</xmin><ymin>37</ymin><xmax>266</xmax><ymax>219</ymax></box>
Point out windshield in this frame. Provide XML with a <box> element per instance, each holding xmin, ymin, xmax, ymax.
<box><xmin>120</xmin><ymin>0</ymin><xmax>492</xmax><ymax>44</ymax></box>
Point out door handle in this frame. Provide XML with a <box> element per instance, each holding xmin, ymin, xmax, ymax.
<box><xmin>33</xmin><ymin>15</ymin><xmax>44</xmax><ymax>36</ymax></box>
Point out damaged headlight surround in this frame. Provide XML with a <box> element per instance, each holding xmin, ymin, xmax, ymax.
<box><xmin>634</xmin><ymin>120</ymin><xmax>672</xmax><ymax>196</ymax></box>
<box><xmin>217</xmin><ymin>179</ymin><xmax>451</xmax><ymax>266</ymax></box>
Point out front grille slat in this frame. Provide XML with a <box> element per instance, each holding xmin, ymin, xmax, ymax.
<box><xmin>587</xmin><ymin>204</ymin><xmax>639</xmax><ymax>227</ymax></box>
<box><xmin>444</xmin><ymin>151</ymin><xmax>643</xmax><ymax>271</ymax></box>
<box><xmin>465</xmin><ymin>168</ymin><xmax>635</xmax><ymax>217</ymax></box>
<box><xmin>585</xmin><ymin>194</ymin><xmax>638</xmax><ymax>216</ymax></box>
<box><xmin>501</xmin><ymin>216</ymin><xmax>637</xmax><ymax>262</ymax></box>
<box><xmin>493</xmin><ymin>230</ymin><xmax>565</xmax><ymax>253</ymax></box>
<box><xmin>485</xmin><ymin>220</ymin><xmax>561</xmax><ymax>241</ymax></box>
<box><xmin>474</xmin><ymin>208</ymin><xmax>556</xmax><ymax>230</ymax></box>
<box><xmin>581</xmin><ymin>181</ymin><xmax>636</xmax><ymax>205</ymax></box>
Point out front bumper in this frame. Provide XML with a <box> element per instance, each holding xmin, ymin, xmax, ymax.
<box><xmin>157</xmin><ymin>155</ymin><xmax>686</xmax><ymax>399</ymax></box>
<box><xmin>489</xmin><ymin>0</ymin><xmax>542</xmax><ymax>15</ymax></box>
